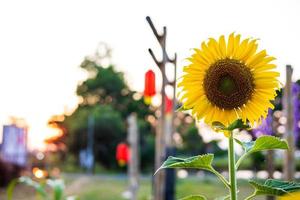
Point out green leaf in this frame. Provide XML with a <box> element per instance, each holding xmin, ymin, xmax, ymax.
<box><xmin>235</xmin><ymin>138</ymin><xmax>256</xmax><ymax>152</ymax></box>
<box><xmin>236</xmin><ymin>136</ymin><xmax>289</xmax><ymax>169</ymax></box>
<box><xmin>234</xmin><ymin>138</ymin><xmax>243</xmax><ymax>146</ymax></box>
<box><xmin>212</xmin><ymin>121</ymin><xmax>226</xmax><ymax>131</ymax></box>
<box><xmin>6</xmin><ymin>179</ymin><xmax>18</xmax><ymax>200</ymax></box>
<box><xmin>179</xmin><ymin>195</ymin><xmax>207</xmax><ymax>200</ymax></box>
<box><xmin>212</xmin><ymin>119</ymin><xmax>249</xmax><ymax>131</ymax></box>
<box><xmin>227</xmin><ymin>119</ymin><xmax>250</xmax><ymax>131</ymax></box>
<box><xmin>247</xmin><ymin>136</ymin><xmax>288</xmax><ymax>154</ymax></box>
<box><xmin>155</xmin><ymin>154</ymin><xmax>214</xmax><ymax>174</ymax></box>
<box><xmin>156</xmin><ymin>154</ymin><xmax>231</xmax><ymax>190</ymax></box>
<box><xmin>235</xmin><ymin>138</ymin><xmax>254</xmax><ymax>152</ymax></box>
<box><xmin>249</xmin><ymin>179</ymin><xmax>300</xmax><ymax>197</ymax></box>
<box><xmin>214</xmin><ymin>195</ymin><xmax>230</xmax><ymax>200</ymax></box>
<box><xmin>18</xmin><ymin>176</ymin><xmax>48</xmax><ymax>199</ymax></box>
<box><xmin>176</xmin><ymin>106</ymin><xmax>190</xmax><ymax>112</ymax></box>
<box><xmin>47</xmin><ymin>179</ymin><xmax>65</xmax><ymax>200</ymax></box>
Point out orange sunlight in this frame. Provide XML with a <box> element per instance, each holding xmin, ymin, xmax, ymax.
<box><xmin>0</xmin><ymin>94</ymin><xmax>80</xmax><ymax>150</ymax></box>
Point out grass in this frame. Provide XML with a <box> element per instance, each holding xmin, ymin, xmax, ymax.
<box><xmin>0</xmin><ymin>174</ymin><xmax>265</xmax><ymax>200</ymax></box>
<box><xmin>62</xmin><ymin>174</ymin><xmax>265</xmax><ymax>200</ymax></box>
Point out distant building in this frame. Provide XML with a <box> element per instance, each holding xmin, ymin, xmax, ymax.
<box><xmin>0</xmin><ymin>125</ymin><xmax>28</xmax><ymax>167</ymax></box>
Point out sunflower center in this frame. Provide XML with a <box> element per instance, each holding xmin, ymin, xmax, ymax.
<box><xmin>203</xmin><ymin>58</ymin><xmax>254</xmax><ymax>110</ymax></box>
<box><xmin>218</xmin><ymin>76</ymin><xmax>236</xmax><ymax>95</ymax></box>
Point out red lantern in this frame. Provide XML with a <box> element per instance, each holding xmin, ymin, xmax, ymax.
<box><xmin>144</xmin><ymin>70</ymin><xmax>156</xmax><ymax>105</ymax></box>
<box><xmin>116</xmin><ymin>142</ymin><xmax>129</xmax><ymax>166</ymax></box>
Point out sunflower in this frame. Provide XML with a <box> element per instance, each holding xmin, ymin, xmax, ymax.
<box><xmin>279</xmin><ymin>192</ymin><xmax>300</xmax><ymax>200</ymax></box>
<box><xmin>177</xmin><ymin>33</ymin><xmax>280</xmax><ymax>127</ymax></box>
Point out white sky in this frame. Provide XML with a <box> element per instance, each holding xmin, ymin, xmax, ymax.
<box><xmin>0</xmin><ymin>0</ymin><xmax>300</xmax><ymax>149</ymax></box>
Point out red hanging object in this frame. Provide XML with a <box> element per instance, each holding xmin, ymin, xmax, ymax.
<box><xmin>165</xmin><ymin>96</ymin><xmax>173</xmax><ymax>114</ymax></box>
<box><xmin>144</xmin><ymin>70</ymin><xmax>156</xmax><ymax>104</ymax></box>
<box><xmin>116</xmin><ymin>142</ymin><xmax>130</xmax><ymax>167</ymax></box>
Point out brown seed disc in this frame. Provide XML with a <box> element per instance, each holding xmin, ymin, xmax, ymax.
<box><xmin>203</xmin><ymin>58</ymin><xmax>254</xmax><ymax>110</ymax></box>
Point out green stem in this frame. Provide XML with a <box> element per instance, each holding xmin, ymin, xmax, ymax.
<box><xmin>235</xmin><ymin>153</ymin><xmax>248</xmax><ymax>170</ymax></box>
<box><xmin>209</xmin><ymin>168</ymin><xmax>231</xmax><ymax>189</ymax></box>
<box><xmin>228</xmin><ymin>133</ymin><xmax>237</xmax><ymax>200</ymax></box>
<box><xmin>244</xmin><ymin>192</ymin><xmax>256</xmax><ymax>200</ymax></box>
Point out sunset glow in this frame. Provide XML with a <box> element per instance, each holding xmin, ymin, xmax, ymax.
<box><xmin>1</xmin><ymin>0</ymin><xmax>300</xmax><ymax>150</ymax></box>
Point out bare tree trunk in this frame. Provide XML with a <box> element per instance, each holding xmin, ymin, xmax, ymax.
<box><xmin>146</xmin><ymin>16</ymin><xmax>176</xmax><ymax>200</ymax></box>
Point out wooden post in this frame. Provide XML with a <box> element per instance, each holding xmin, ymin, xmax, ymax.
<box><xmin>146</xmin><ymin>16</ymin><xmax>176</xmax><ymax>200</ymax></box>
<box><xmin>283</xmin><ymin>65</ymin><xmax>295</xmax><ymax>181</ymax></box>
<box><xmin>164</xmin><ymin>54</ymin><xmax>177</xmax><ymax>200</ymax></box>
<box><xmin>127</xmin><ymin>113</ymin><xmax>139</xmax><ymax>200</ymax></box>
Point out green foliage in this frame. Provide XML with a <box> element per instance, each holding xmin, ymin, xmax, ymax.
<box><xmin>47</xmin><ymin>179</ymin><xmax>65</xmax><ymax>200</ymax></box>
<box><xmin>155</xmin><ymin>153</ymin><xmax>230</xmax><ymax>189</ymax></box>
<box><xmin>2</xmin><ymin>176</ymin><xmax>268</xmax><ymax>200</ymax></box>
<box><xmin>179</xmin><ymin>125</ymin><xmax>205</xmax><ymax>156</ymax></box>
<box><xmin>214</xmin><ymin>195</ymin><xmax>230</xmax><ymax>200</ymax></box>
<box><xmin>206</xmin><ymin>141</ymin><xmax>227</xmax><ymax>157</ymax></box>
<box><xmin>76</xmin><ymin>60</ymin><xmax>150</xmax><ymax>119</ymax></box>
<box><xmin>248</xmin><ymin>179</ymin><xmax>300</xmax><ymax>198</ymax></box>
<box><xmin>157</xmin><ymin>132</ymin><xmax>293</xmax><ymax>199</ymax></box>
<box><xmin>77</xmin><ymin>61</ymin><xmax>127</xmax><ymax>103</ymax></box>
<box><xmin>176</xmin><ymin>106</ymin><xmax>190</xmax><ymax>112</ymax></box>
<box><xmin>64</xmin><ymin>104</ymin><xmax>125</xmax><ymax>168</ymax></box>
<box><xmin>242</xmin><ymin>136</ymin><xmax>288</xmax><ymax>153</ymax></box>
<box><xmin>7</xmin><ymin>176</ymin><xmax>78</xmax><ymax>200</ymax></box>
<box><xmin>156</xmin><ymin>154</ymin><xmax>214</xmax><ymax>174</ymax></box>
<box><xmin>51</xmin><ymin>58</ymin><xmax>154</xmax><ymax>169</ymax></box>
<box><xmin>211</xmin><ymin>122</ymin><xmax>226</xmax><ymax>131</ymax></box>
<box><xmin>6</xmin><ymin>179</ymin><xmax>18</xmax><ymax>200</ymax></box>
<box><xmin>18</xmin><ymin>177</ymin><xmax>48</xmax><ymax>198</ymax></box>
<box><xmin>212</xmin><ymin>119</ymin><xmax>250</xmax><ymax>131</ymax></box>
<box><xmin>139</xmin><ymin>118</ymin><xmax>155</xmax><ymax>170</ymax></box>
<box><xmin>226</xmin><ymin>119</ymin><xmax>250</xmax><ymax>131</ymax></box>
<box><xmin>236</xmin><ymin>136</ymin><xmax>289</xmax><ymax>169</ymax></box>
<box><xmin>179</xmin><ymin>195</ymin><xmax>207</xmax><ymax>200</ymax></box>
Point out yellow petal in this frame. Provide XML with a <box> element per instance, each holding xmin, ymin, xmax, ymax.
<box><xmin>193</xmin><ymin>99</ymin><xmax>210</xmax><ymax>119</ymax></box>
<box><xmin>204</xmin><ymin>106</ymin><xmax>217</xmax><ymax>124</ymax></box>
<box><xmin>184</xmin><ymin>94</ymin><xmax>206</xmax><ymax>109</ymax></box>
<box><xmin>254</xmin><ymin>80</ymin><xmax>279</xmax><ymax>89</ymax></box>
<box><xmin>219</xmin><ymin>35</ymin><xmax>227</xmax><ymax>58</ymax></box>
<box><xmin>235</xmin><ymin>38</ymin><xmax>250</xmax><ymax>59</ymax></box>
<box><xmin>201</xmin><ymin>42</ymin><xmax>215</xmax><ymax>62</ymax></box>
<box><xmin>254</xmin><ymin>71</ymin><xmax>280</xmax><ymax>79</ymax></box>
<box><xmin>253</xmin><ymin>64</ymin><xmax>276</xmax><ymax>72</ymax></box>
<box><xmin>227</xmin><ymin>33</ymin><xmax>235</xmax><ymax>58</ymax></box>
<box><xmin>232</xmin><ymin>34</ymin><xmax>241</xmax><ymax>57</ymax></box>
<box><xmin>240</xmin><ymin>39</ymin><xmax>258</xmax><ymax>62</ymax></box>
<box><xmin>252</xmin><ymin>56</ymin><xmax>276</xmax><ymax>69</ymax></box>
<box><xmin>208</xmin><ymin>38</ymin><xmax>222</xmax><ymax>59</ymax></box>
<box><xmin>194</xmin><ymin>50</ymin><xmax>214</xmax><ymax>67</ymax></box>
<box><xmin>246</xmin><ymin>50</ymin><xmax>267</xmax><ymax>67</ymax></box>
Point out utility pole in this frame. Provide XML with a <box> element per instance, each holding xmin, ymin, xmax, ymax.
<box><xmin>146</xmin><ymin>16</ymin><xmax>177</xmax><ymax>200</ymax></box>
<box><xmin>283</xmin><ymin>65</ymin><xmax>295</xmax><ymax>181</ymax></box>
<box><xmin>127</xmin><ymin>113</ymin><xmax>139</xmax><ymax>200</ymax></box>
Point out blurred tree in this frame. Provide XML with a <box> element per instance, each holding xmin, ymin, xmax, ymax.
<box><xmin>179</xmin><ymin>125</ymin><xmax>205</xmax><ymax>156</ymax></box>
<box><xmin>65</xmin><ymin>104</ymin><xmax>125</xmax><ymax>168</ymax></box>
<box><xmin>48</xmin><ymin>58</ymin><xmax>154</xmax><ymax>169</ymax></box>
<box><xmin>77</xmin><ymin>59</ymin><xmax>150</xmax><ymax>118</ymax></box>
